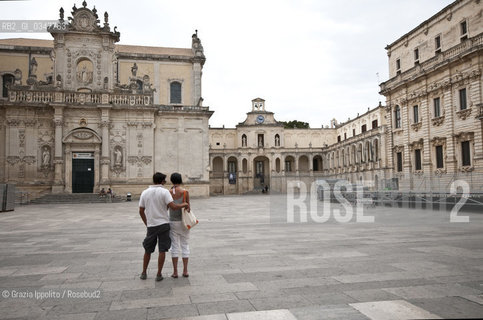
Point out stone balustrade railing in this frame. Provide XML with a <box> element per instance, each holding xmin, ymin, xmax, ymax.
<box><xmin>158</xmin><ymin>105</ymin><xmax>210</xmax><ymax>112</ymax></box>
<box><xmin>7</xmin><ymin>89</ymin><xmax>153</xmax><ymax>107</ymax></box>
<box><xmin>380</xmin><ymin>33</ymin><xmax>483</xmax><ymax>92</ymax></box>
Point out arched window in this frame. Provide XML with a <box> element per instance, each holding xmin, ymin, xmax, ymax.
<box><xmin>170</xmin><ymin>81</ymin><xmax>182</xmax><ymax>104</ymax></box>
<box><xmin>299</xmin><ymin>156</ymin><xmax>309</xmax><ymax>172</ymax></box>
<box><xmin>2</xmin><ymin>74</ymin><xmax>14</xmax><ymax>98</ymax></box>
<box><xmin>313</xmin><ymin>155</ymin><xmax>322</xmax><ymax>172</ymax></box>
<box><xmin>285</xmin><ymin>156</ymin><xmax>295</xmax><ymax>172</ymax></box>
<box><xmin>394</xmin><ymin>105</ymin><xmax>401</xmax><ymax>129</ymax></box>
<box><xmin>227</xmin><ymin>157</ymin><xmax>237</xmax><ymax>174</ymax></box>
<box><xmin>212</xmin><ymin>157</ymin><xmax>223</xmax><ymax>176</ymax></box>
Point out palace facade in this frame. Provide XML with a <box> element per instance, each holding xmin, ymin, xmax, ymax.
<box><xmin>209</xmin><ymin>0</ymin><xmax>483</xmax><ymax>195</ymax></box>
<box><xmin>209</xmin><ymin>99</ymin><xmax>390</xmax><ymax>194</ymax></box>
<box><xmin>380</xmin><ymin>0</ymin><xmax>483</xmax><ymax>193</ymax></box>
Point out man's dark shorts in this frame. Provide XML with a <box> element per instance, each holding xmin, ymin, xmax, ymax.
<box><xmin>143</xmin><ymin>223</ymin><xmax>171</xmax><ymax>253</ymax></box>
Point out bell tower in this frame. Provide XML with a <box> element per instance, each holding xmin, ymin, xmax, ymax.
<box><xmin>252</xmin><ymin>98</ymin><xmax>265</xmax><ymax>112</ymax></box>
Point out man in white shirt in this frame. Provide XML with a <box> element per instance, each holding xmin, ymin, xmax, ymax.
<box><xmin>139</xmin><ymin>172</ymin><xmax>189</xmax><ymax>281</ymax></box>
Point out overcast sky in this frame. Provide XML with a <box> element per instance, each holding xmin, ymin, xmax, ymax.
<box><xmin>0</xmin><ymin>0</ymin><xmax>453</xmax><ymax>128</ymax></box>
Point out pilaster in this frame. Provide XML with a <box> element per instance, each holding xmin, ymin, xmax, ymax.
<box><xmin>52</xmin><ymin>105</ymin><xmax>64</xmax><ymax>193</ymax></box>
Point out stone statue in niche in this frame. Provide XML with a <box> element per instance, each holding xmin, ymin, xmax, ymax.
<box><xmin>56</xmin><ymin>74</ymin><xmax>62</xmax><ymax>87</ymax></box>
<box><xmin>29</xmin><ymin>57</ymin><xmax>38</xmax><ymax>77</ymax></box>
<box><xmin>76</xmin><ymin>59</ymin><xmax>93</xmax><ymax>85</ymax></box>
<box><xmin>42</xmin><ymin>147</ymin><xmax>50</xmax><ymax>166</ymax></box>
<box><xmin>114</xmin><ymin>147</ymin><xmax>122</xmax><ymax>166</ymax></box>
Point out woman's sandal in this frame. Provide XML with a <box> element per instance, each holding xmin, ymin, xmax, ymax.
<box><xmin>182</xmin><ymin>273</ymin><xmax>189</xmax><ymax>278</ymax></box>
<box><xmin>171</xmin><ymin>274</ymin><xmax>178</xmax><ymax>278</ymax></box>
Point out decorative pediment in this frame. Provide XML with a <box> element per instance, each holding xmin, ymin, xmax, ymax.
<box><xmin>63</xmin><ymin>127</ymin><xmax>102</xmax><ymax>144</ymax></box>
<box><xmin>48</xmin><ymin>1</ymin><xmax>120</xmax><ymax>42</ymax></box>
<box><xmin>408</xmin><ymin>138</ymin><xmax>424</xmax><ymax>150</ymax></box>
<box><xmin>393</xmin><ymin>145</ymin><xmax>404</xmax><ymax>153</ymax></box>
<box><xmin>454</xmin><ymin>131</ymin><xmax>474</xmax><ymax>142</ymax></box>
<box><xmin>431</xmin><ymin>136</ymin><xmax>446</xmax><ymax>146</ymax></box>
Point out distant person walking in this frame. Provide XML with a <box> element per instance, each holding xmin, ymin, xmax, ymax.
<box><xmin>139</xmin><ymin>172</ymin><xmax>189</xmax><ymax>281</ymax></box>
<box><xmin>169</xmin><ymin>172</ymin><xmax>191</xmax><ymax>278</ymax></box>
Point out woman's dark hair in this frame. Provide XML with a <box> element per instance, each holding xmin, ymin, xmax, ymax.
<box><xmin>170</xmin><ymin>172</ymin><xmax>183</xmax><ymax>185</ymax></box>
<box><xmin>153</xmin><ymin>172</ymin><xmax>167</xmax><ymax>184</ymax></box>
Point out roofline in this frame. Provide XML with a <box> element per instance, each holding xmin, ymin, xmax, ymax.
<box><xmin>335</xmin><ymin>104</ymin><xmax>384</xmax><ymax>129</ymax></box>
<box><xmin>385</xmin><ymin>0</ymin><xmax>461</xmax><ymax>50</ymax></box>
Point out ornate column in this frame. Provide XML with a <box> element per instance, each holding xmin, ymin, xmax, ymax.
<box><xmin>52</xmin><ymin>105</ymin><xmax>64</xmax><ymax>193</ymax></box>
<box><xmin>443</xmin><ymin>84</ymin><xmax>457</xmax><ymax>174</ymax></box>
<box><xmin>64</xmin><ymin>144</ymin><xmax>72</xmax><ymax>193</ymax></box>
<box><xmin>94</xmin><ymin>145</ymin><xmax>101</xmax><ymax>191</ymax></box>
<box><xmin>100</xmin><ymin>107</ymin><xmax>111</xmax><ymax>185</ymax></box>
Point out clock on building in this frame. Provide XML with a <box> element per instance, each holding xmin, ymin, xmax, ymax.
<box><xmin>256</xmin><ymin>115</ymin><xmax>265</xmax><ymax>124</ymax></box>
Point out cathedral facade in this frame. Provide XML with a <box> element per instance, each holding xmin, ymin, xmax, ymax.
<box><xmin>0</xmin><ymin>3</ymin><xmax>212</xmax><ymax>197</ymax></box>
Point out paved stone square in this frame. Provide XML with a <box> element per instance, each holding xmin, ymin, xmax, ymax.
<box><xmin>0</xmin><ymin>194</ymin><xmax>482</xmax><ymax>319</ymax></box>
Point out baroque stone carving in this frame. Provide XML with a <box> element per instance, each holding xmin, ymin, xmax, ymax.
<box><xmin>431</xmin><ymin>136</ymin><xmax>446</xmax><ymax>146</ymax></box>
<box><xmin>435</xmin><ymin>168</ymin><xmax>447</xmax><ymax>176</ymax></box>
<box><xmin>408</xmin><ymin>138</ymin><xmax>424</xmax><ymax>151</ymax></box>
<box><xmin>6</xmin><ymin>119</ymin><xmax>20</xmax><ymax>127</ymax></box>
<box><xmin>113</xmin><ymin>146</ymin><xmax>123</xmax><ymax>166</ymax></box>
<box><xmin>72</xmin><ymin>131</ymin><xmax>93</xmax><ymax>139</ymax></box>
<box><xmin>41</xmin><ymin>146</ymin><xmax>51</xmax><ymax>167</ymax></box>
<box><xmin>456</xmin><ymin>107</ymin><xmax>472</xmax><ymax>120</ymax></box>
<box><xmin>127</xmin><ymin>156</ymin><xmax>152</xmax><ymax>166</ymax></box>
<box><xmin>431</xmin><ymin>115</ymin><xmax>445</xmax><ymax>126</ymax></box>
<box><xmin>6</xmin><ymin>156</ymin><xmax>36</xmax><ymax>165</ymax></box>
<box><xmin>393</xmin><ymin>145</ymin><xmax>404</xmax><ymax>153</ymax></box>
<box><xmin>454</xmin><ymin>131</ymin><xmax>474</xmax><ymax>142</ymax></box>
<box><xmin>411</xmin><ymin>122</ymin><xmax>422</xmax><ymax>132</ymax></box>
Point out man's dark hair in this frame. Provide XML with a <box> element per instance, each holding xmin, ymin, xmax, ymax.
<box><xmin>153</xmin><ymin>172</ymin><xmax>166</xmax><ymax>184</ymax></box>
<box><xmin>170</xmin><ymin>172</ymin><xmax>183</xmax><ymax>185</ymax></box>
